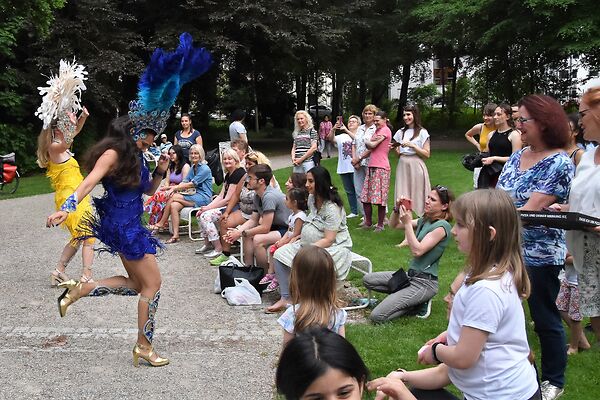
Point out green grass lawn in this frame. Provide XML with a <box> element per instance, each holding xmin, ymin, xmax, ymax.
<box><xmin>273</xmin><ymin>153</ymin><xmax>599</xmax><ymax>399</ymax></box>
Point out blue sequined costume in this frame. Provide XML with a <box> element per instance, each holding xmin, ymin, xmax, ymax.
<box><xmin>84</xmin><ymin>154</ymin><xmax>162</xmax><ymax>260</ymax></box>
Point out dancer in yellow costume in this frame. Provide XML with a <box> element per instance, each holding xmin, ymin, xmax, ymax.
<box><xmin>36</xmin><ymin>59</ymin><xmax>95</xmax><ymax>285</ymax></box>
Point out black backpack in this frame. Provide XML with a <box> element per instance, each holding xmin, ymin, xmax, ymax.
<box><xmin>205</xmin><ymin>148</ymin><xmax>224</xmax><ymax>186</ymax></box>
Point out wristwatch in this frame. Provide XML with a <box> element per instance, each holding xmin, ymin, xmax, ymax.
<box><xmin>241</xmin><ymin>229</ymin><xmax>247</xmax><ymax>238</ymax></box>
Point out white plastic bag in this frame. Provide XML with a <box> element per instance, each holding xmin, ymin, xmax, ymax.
<box><xmin>221</xmin><ymin>278</ymin><xmax>262</xmax><ymax>306</ymax></box>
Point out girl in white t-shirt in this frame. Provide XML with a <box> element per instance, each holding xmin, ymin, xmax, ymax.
<box><xmin>372</xmin><ymin>189</ymin><xmax>540</xmax><ymax>400</ymax></box>
<box><xmin>261</xmin><ymin>188</ymin><xmax>308</xmax><ymax>292</ymax></box>
<box><xmin>277</xmin><ymin>246</ymin><xmax>347</xmax><ymax>346</ymax></box>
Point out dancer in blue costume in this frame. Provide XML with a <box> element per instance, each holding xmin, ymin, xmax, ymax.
<box><xmin>46</xmin><ymin>33</ymin><xmax>212</xmax><ymax>367</ymax></box>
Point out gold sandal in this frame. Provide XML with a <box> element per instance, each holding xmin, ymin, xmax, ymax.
<box><xmin>57</xmin><ymin>280</ymin><xmax>83</xmax><ymax>317</ymax></box>
<box><xmin>51</xmin><ymin>268</ymin><xmax>70</xmax><ymax>287</ymax></box>
<box><xmin>132</xmin><ymin>343</ymin><xmax>169</xmax><ymax>367</ymax></box>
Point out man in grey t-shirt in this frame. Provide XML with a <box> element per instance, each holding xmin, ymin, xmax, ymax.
<box><xmin>229</xmin><ymin>109</ymin><xmax>248</xmax><ymax>142</ymax></box>
<box><xmin>224</xmin><ymin>164</ymin><xmax>290</xmax><ymax>268</ymax></box>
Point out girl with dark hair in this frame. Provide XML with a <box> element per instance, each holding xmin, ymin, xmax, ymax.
<box><xmin>360</xmin><ymin>111</ymin><xmax>392</xmax><ymax>231</ymax></box>
<box><xmin>174</xmin><ymin>113</ymin><xmax>202</xmax><ymax>162</ymax></box>
<box><xmin>46</xmin><ymin>116</ymin><xmax>171</xmax><ymax>367</ymax></box>
<box><xmin>276</xmin><ymin>327</ymin><xmax>369</xmax><ymax>400</ymax></box>
<box><xmin>261</xmin><ymin>187</ymin><xmax>308</xmax><ymax>293</ymax></box>
<box><xmin>478</xmin><ymin>104</ymin><xmax>522</xmax><ymax>188</ymax></box>
<box><xmin>393</xmin><ymin>104</ymin><xmax>431</xmax><ymax>217</ymax></box>
<box><xmin>565</xmin><ymin>113</ymin><xmax>585</xmax><ymax>166</ymax></box>
<box><xmin>465</xmin><ymin>103</ymin><xmax>498</xmax><ymax>188</ymax></box>
<box><xmin>143</xmin><ymin>144</ymin><xmax>190</xmax><ymax>225</ymax></box>
<box><xmin>269</xmin><ymin>166</ymin><xmax>352</xmax><ymax>312</ymax></box>
<box><xmin>497</xmin><ymin>94</ymin><xmax>574</xmax><ymax>399</ymax></box>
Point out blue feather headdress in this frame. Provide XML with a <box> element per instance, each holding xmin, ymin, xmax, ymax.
<box><xmin>129</xmin><ymin>33</ymin><xmax>212</xmax><ymax>139</ymax></box>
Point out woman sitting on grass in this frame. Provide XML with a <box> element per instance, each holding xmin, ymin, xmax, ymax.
<box><xmin>362</xmin><ymin>185</ymin><xmax>454</xmax><ymax>323</ymax></box>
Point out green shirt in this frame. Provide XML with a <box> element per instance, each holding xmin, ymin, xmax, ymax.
<box><xmin>408</xmin><ymin>217</ymin><xmax>451</xmax><ymax>277</ymax></box>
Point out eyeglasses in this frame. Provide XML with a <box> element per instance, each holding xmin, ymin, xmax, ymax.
<box><xmin>579</xmin><ymin>109</ymin><xmax>590</xmax><ymax>118</ymax></box>
<box><xmin>434</xmin><ymin>185</ymin><xmax>449</xmax><ymax>203</ymax></box>
<box><xmin>245</xmin><ymin>176</ymin><xmax>258</xmax><ymax>183</ymax></box>
<box><xmin>516</xmin><ymin>117</ymin><xmax>535</xmax><ymax>124</ymax></box>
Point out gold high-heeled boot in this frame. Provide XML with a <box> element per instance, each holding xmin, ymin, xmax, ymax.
<box><xmin>132</xmin><ymin>343</ymin><xmax>169</xmax><ymax>367</ymax></box>
<box><xmin>57</xmin><ymin>280</ymin><xmax>83</xmax><ymax>317</ymax></box>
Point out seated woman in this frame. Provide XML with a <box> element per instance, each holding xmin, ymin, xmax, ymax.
<box><xmin>270</xmin><ymin>166</ymin><xmax>353</xmax><ymax>312</ymax></box>
<box><xmin>194</xmin><ymin>148</ymin><xmax>245</xmax><ymax>263</ymax></box>
<box><xmin>152</xmin><ymin>144</ymin><xmax>212</xmax><ymax>243</ymax></box>
<box><xmin>144</xmin><ymin>144</ymin><xmax>190</xmax><ymax>225</ymax></box>
<box><xmin>363</xmin><ymin>185</ymin><xmax>454</xmax><ymax>323</ymax></box>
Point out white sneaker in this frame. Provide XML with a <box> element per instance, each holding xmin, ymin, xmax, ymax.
<box><xmin>541</xmin><ymin>381</ymin><xmax>564</xmax><ymax>400</ymax></box>
<box><xmin>204</xmin><ymin>249</ymin><xmax>222</xmax><ymax>259</ymax></box>
<box><xmin>195</xmin><ymin>244</ymin><xmax>213</xmax><ymax>254</ymax></box>
<box><xmin>347</xmin><ymin>213</ymin><xmax>358</xmax><ymax>218</ymax></box>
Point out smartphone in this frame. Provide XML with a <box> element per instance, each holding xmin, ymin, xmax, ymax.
<box><xmin>401</xmin><ymin>198</ymin><xmax>412</xmax><ymax>210</ymax></box>
<box><xmin>337</xmin><ymin>115</ymin><xmax>343</xmax><ymax>125</ymax></box>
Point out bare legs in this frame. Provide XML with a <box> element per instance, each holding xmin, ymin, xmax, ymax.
<box><xmin>253</xmin><ymin>231</ymin><xmax>282</xmax><ymax>270</ymax></box>
<box><xmin>219</xmin><ymin>211</ymin><xmax>246</xmax><ymax>254</ymax></box>
<box><xmin>155</xmin><ymin>194</ymin><xmax>195</xmax><ymax>241</ymax></box>
<box><xmin>51</xmin><ymin>240</ymin><xmax>94</xmax><ymax>286</ymax></box>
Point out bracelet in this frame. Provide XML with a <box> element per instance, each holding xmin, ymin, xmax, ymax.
<box><xmin>395</xmin><ymin>368</ymin><xmax>407</xmax><ymax>382</ymax></box>
<box><xmin>60</xmin><ymin>192</ymin><xmax>78</xmax><ymax>213</ymax></box>
<box><xmin>152</xmin><ymin>168</ymin><xmax>166</xmax><ymax>179</ymax></box>
<box><xmin>431</xmin><ymin>342</ymin><xmax>443</xmax><ymax>364</ymax></box>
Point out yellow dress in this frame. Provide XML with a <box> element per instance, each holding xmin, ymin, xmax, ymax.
<box><xmin>479</xmin><ymin>123</ymin><xmax>495</xmax><ymax>152</ymax></box>
<box><xmin>46</xmin><ymin>157</ymin><xmax>95</xmax><ymax>244</ymax></box>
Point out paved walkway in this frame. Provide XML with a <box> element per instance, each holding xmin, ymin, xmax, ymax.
<box><xmin>0</xmin><ymin>189</ymin><xmax>282</xmax><ymax>399</ymax></box>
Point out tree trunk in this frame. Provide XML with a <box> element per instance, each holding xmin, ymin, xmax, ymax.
<box><xmin>448</xmin><ymin>57</ymin><xmax>459</xmax><ymax>128</ymax></box>
<box><xmin>358</xmin><ymin>79</ymin><xmax>366</xmax><ymax>112</ymax></box>
<box><xmin>396</xmin><ymin>62</ymin><xmax>411</xmax><ymax>126</ymax></box>
<box><xmin>296</xmin><ymin>73</ymin><xmax>307</xmax><ymax>110</ymax></box>
<box><xmin>440</xmin><ymin>58</ymin><xmax>446</xmax><ymax>112</ymax></box>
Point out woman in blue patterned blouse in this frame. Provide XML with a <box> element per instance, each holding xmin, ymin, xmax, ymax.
<box><xmin>497</xmin><ymin>94</ymin><xmax>574</xmax><ymax>400</ymax></box>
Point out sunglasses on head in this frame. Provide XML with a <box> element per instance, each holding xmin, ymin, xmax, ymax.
<box><xmin>434</xmin><ymin>185</ymin><xmax>449</xmax><ymax>203</ymax></box>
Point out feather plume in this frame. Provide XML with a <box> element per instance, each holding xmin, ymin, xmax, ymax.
<box><xmin>136</xmin><ymin>33</ymin><xmax>212</xmax><ymax>114</ymax></box>
<box><xmin>35</xmin><ymin>59</ymin><xmax>87</xmax><ymax>129</ymax></box>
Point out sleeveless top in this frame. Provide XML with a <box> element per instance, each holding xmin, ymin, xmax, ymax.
<box><xmin>408</xmin><ymin>218</ymin><xmax>452</xmax><ymax>276</ymax></box>
<box><xmin>479</xmin><ymin>123</ymin><xmax>495</xmax><ymax>151</ymax></box>
<box><xmin>488</xmin><ymin>129</ymin><xmax>513</xmax><ymax>158</ymax></box>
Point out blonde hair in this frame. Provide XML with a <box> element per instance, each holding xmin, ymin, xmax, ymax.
<box><xmin>362</xmin><ymin>104</ymin><xmax>379</xmax><ymax>115</ymax></box>
<box><xmin>582</xmin><ymin>86</ymin><xmax>600</xmax><ymax>107</ymax></box>
<box><xmin>189</xmin><ymin>144</ymin><xmax>205</xmax><ymax>163</ymax></box>
<box><xmin>451</xmin><ymin>189</ymin><xmax>530</xmax><ymax>298</ymax></box>
<box><xmin>36</xmin><ymin>128</ymin><xmax>53</xmax><ymax>168</ymax></box>
<box><xmin>348</xmin><ymin>115</ymin><xmax>362</xmax><ymax>125</ymax></box>
<box><xmin>289</xmin><ymin>246</ymin><xmax>341</xmax><ymax>333</ymax></box>
<box><xmin>293</xmin><ymin>110</ymin><xmax>314</xmax><ymax>134</ymax></box>
<box><xmin>221</xmin><ymin>148</ymin><xmax>240</xmax><ymax>167</ymax></box>
<box><xmin>252</xmin><ymin>150</ymin><xmax>271</xmax><ymax>167</ymax></box>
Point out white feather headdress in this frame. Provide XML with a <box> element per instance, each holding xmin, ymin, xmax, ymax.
<box><xmin>35</xmin><ymin>59</ymin><xmax>88</xmax><ymax>130</ymax></box>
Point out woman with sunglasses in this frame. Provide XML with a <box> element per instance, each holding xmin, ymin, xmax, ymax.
<box><xmin>497</xmin><ymin>95</ymin><xmax>574</xmax><ymax>400</ymax></box>
<box><xmin>362</xmin><ymin>185</ymin><xmax>454</xmax><ymax>323</ymax></box>
<box><xmin>144</xmin><ymin>144</ymin><xmax>190</xmax><ymax>226</ymax></box>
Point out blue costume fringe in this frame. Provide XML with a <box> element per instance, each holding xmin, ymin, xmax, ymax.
<box><xmin>79</xmin><ymin>155</ymin><xmax>163</xmax><ymax>261</ymax></box>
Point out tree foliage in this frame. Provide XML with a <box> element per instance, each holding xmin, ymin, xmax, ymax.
<box><xmin>1</xmin><ymin>0</ymin><xmax>599</xmax><ymax>172</ymax></box>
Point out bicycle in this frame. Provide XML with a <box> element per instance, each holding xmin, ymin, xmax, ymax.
<box><xmin>0</xmin><ymin>152</ymin><xmax>20</xmax><ymax>194</ymax></box>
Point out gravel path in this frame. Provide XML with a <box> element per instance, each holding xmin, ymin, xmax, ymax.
<box><xmin>0</xmin><ymin>188</ymin><xmax>282</xmax><ymax>399</ymax></box>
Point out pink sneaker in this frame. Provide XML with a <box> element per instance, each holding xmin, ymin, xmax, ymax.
<box><xmin>264</xmin><ymin>277</ymin><xmax>279</xmax><ymax>293</ymax></box>
<box><xmin>259</xmin><ymin>273</ymin><xmax>275</xmax><ymax>285</ymax></box>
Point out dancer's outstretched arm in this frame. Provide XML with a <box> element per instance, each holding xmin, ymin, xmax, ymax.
<box><xmin>47</xmin><ymin>149</ymin><xmax>118</xmax><ymax>227</ymax></box>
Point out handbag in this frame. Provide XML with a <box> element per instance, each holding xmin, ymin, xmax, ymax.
<box><xmin>312</xmin><ymin>150</ymin><xmax>322</xmax><ymax>166</ymax></box>
<box><xmin>461</xmin><ymin>152</ymin><xmax>488</xmax><ymax>171</ymax></box>
<box><xmin>179</xmin><ymin>188</ymin><xmax>196</xmax><ymax>195</ymax></box>
<box><xmin>387</xmin><ymin>268</ymin><xmax>411</xmax><ymax>293</ymax></box>
<box><xmin>219</xmin><ymin>262</ymin><xmax>266</xmax><ymax>294</ymax></box>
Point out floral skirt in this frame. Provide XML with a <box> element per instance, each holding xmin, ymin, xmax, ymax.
<box><xmin>144</xmin><ymin>190</ymin><xmax>170</xmax><ymax>225</ymax></box>
<box><xmin>360</xmin><ymin>167</ymin><xmax>390</xmax><ymax>205</ymax></box>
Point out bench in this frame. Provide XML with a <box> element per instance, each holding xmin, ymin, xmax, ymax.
<box><xmin>342</xmin><ymin>252</ymin><xmax>373</xmax><ymax>311</ymax></box>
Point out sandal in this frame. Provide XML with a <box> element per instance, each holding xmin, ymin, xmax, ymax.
<box><xmin>51</xmin><ymin>268</ymin><xmax>69</xmax><ymax>287</ymax></box>
<box><xmin>165</xmin><ymin>237</ymin><xmax>179</xmax><ymax>244</ymax></box>
<box><xmin>259</xmin><ymin>273</ymin><xmax>275</xmax><ymax>285</ymax></box>
<box><xmin>80</xmin><ymin>265</ymin><xmax>94</xmax><ymax>283</ymax></box>
<box><xmin>264</xmin><ymin>277</ymin><xmax>279</xmax><ymax>293</ymax></box>
<box><xmin>148</xmin><ymin>224</ymin><xmax>167</xmax><ymax>234</ymax></box>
